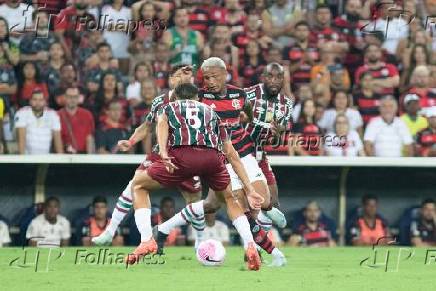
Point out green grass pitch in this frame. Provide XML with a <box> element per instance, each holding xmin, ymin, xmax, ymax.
<box><xmin>1</xmin><ymin>247</ymin><xmax>435</xmax><ymax>291</ymax></box>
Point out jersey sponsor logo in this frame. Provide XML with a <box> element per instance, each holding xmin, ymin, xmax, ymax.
<box><xmin>232</xmin><ymin>99</ymin><xmax>241</xmax><ymax>109</ymax></box>
<box><xmin>203</xmin><ymin>93</ymin><xmax>215</xmax><ymax>98</ymax></box>
<box><xmin>229</xmin><ymin>93</ymin><xmax>240</xmax><ymax>98</ymax></box>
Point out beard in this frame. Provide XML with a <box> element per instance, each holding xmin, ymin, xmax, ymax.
<box><xmin>368</xmin><ymin>57</ymin><xmax>378</xmax><ymax>64</ymax></box>
<box><xmin>346</xmin><ymin>12</ymin><xmax>360</xmax><ymax>22</ymax></box>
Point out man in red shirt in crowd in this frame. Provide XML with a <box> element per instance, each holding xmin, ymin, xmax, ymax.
<box><xmin>54</xmin><ymin>0</ymin><xmax>95</xmax><ymax>58</ymax></box>
<box><xmin>354</xmin><ymin>44</ymin><xmax>400</xmax><ymax>95</ymax></box>
<box><xmin>309</xmin><ymin>4</ymin><xmax>349</xmax><ymax>55</ymax></box>
<box><xmin>404</xmin><ymin>66</ymin><xmax>436</xmax><ymax>113</ymax></box>
<box><xmin>58</xmin><ymin>86</ymin><xmax>95</xmax><ymax>154</ymax></box>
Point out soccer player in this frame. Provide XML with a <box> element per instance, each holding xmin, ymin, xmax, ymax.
<box><xmin>244</xmin><ymin>63</ymin><xmax>294</xmax><ymax>231</ymax></box>
<box><xmin>92</xmin><ymin>65</ymin><xmax>202</xmax><ymax>246</ymax></box>
<box><xmin>128</xmin><ymin>83</ymin><xmax>263</xmax><ymax>270</ymax></box>
<box><xmin>155</xmin><ymin>58</ymin><xmax>287</xmax><ymax>267</ymax></box>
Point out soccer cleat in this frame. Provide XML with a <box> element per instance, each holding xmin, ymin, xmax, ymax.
<box><xmin>245</xmin><ymin>242</ymin><xmax>261</xmax><ymax>271</ymax></box>
<box><xmin>153</xmin><ymin>226</ymin><xmax>168</xmax><ymax>255</ymax></box>
<box><xmin>269</xmin><ymin>249</ymin><xmax>287</xmax><ymax>267</ymax></box>
<box><xmin>91</xmin><ymin>231</ymin><xmax>113</xmax><ymax>246</ymax></box>
<box><xmin>265</xmin><ymin>208</ymin><xmax>287</xmax><ymax>228</ymax></box>
<box><xmin>125</xmin><ymin>239</ymin><xmax>158</xmax><ymax>265</ymax></box>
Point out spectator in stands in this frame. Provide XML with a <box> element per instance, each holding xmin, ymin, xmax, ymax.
<box><xmin>26</xmin><ymin>196</ymin><xmax>70</xmax><ymax>247</ymax></box>
<box><xmin>81</xmin><ymin>196</ymin><xmax>124</xmax><ymax>246</ymax></box>
<box><xmin>324</xmin><ymin>113</ymin><xmax>365</xmax><ymax>157</ymax></box>
<box><xmin>405</xmin><ymin>66</ymin><xmax>436</xmax><ymax>114</ymax></box>
<box><xmin>54</xmin><ymin>0</ymin><xmax>95</xmax><ymax>58</ymax></box>
<box><xmin>154</xmin><ymin>197</ymin><xmax>185</xmax><ymax>246</ymax></box>
<box><xmin>283</xmin><ymin>21</ymin><xmax>318</xmax><ymax>93</ymax></box>
<box><xmin>77</xmin><ymin>30</ymin><xmax>105</xmax><ymax>70</ymax></box>
<box><xmin>85</xmin><ymin>42</ymin><xmax>124</xmax><ymax>94</ymax></box>
<box><xmin>353</xmin><ymin>72</ymin><xmax>382</xmax><ymax>126</ymax></box>
<box><xmin>96</xmin><ymin>100</ymin><xmax>130</xmax><ymax>154</ymax></box>
<box><xmin>333</xmin><ymin>0</ymin><xmax>366</xmax><ymax>78</ymax></box>
<box><xmin>19</xmin><ymin>11</ymin><xmax>58</xmax><ymax>64</ymax></box>
<box><xmin>310</xmin><ymin>42</ymin><xmax>350</xmax><ymax>93</ymax></box>
<box><xmin>239</xmin><ymin>39</ymin><xmax>265</xmax><ymax>88</ymax></box>
<box><xmin>319</xmin><ymin>90</ymin><xmax>363</xmax><ymax>133</ymax></box>
<box><xmin>354</xmin><ymin>44</ymin><xmax>400</xmax><ymax>96</ymax></box>
<box><xmin>350</xmin><ymin>195</ymin><xmax>390</xmax><ymax>246</ymax></box>
<box><xmin>396</xmin><ymin>28</ymin><xmax>430</xmax><ymax>67</ymax></box>
<box><xmin>101</xmin><ymin>0</ymin><xmax>132</xmax><ymax>73</ymax></box>
<box><xmin>0</xmin><ymin>17</ymin><xmax>19</xmax><ymax>66</ymax></box>
<box><xmin>289</xmin><ymin>201</ymin><xmax>336</xmax><ymax>247</ymax></box>
<box><xmin>0</xmin><ymin>0</ymin><xmax>34</xmax><ymax>43</ymax></box>
<box><xmin>364</xmin><ymin>96</ymin><xmax>413</xmax><ymax>157</ymax></box>
<box><xmin>261</xmin><ymin>0</ymin><xmax>303</xmax><ymax>48</ymax></box>
<box><xmin>292</xmin><ymin>84</ymin><xmax>313</xmax><ymax>123</ymax></box>
<box><xmin>401</xmin><ymin>44</ymin><xmax>431</xmax><ymax>91</ymax></box>
<box><xmin>188</xmin><ymin>213</ymin><xmax>230</xmax><ymax>246</ymax></box>
<box><xmin>58</xmin><ymin>87</ymin><xmax>95</xmax><ymax>154</ymax></box>
<box><xmin>310</xmin><ymin>4</ymin><xmax>349</xmax><ymax>54</ymax></box>
<box><xmin>401</xmin><ymin>94</ymin><xmax>428</xmax><ymax>138</ymax></box>
<box><xmin>232</xmin><ymin>13</ymin><xmax>271</xmax><ymax>54</ymax></box>
<box><xmin>221</xmin><ymin>0</ymin><xmax>247</xmax><ymax>36</ymax></box>
<box><xmin>15</xmin><ymin>90</ymin><xmax>63</xmax><ymax>154</ymax></box>
<box><xmin>152</xmin><ymin>42</ymin><xmax>171</xmax><ymax>91</ymax></box>
<box><xmin>161</xmin><ymin>8</ymin><xmax>204</xmax><ymax>68</ymax></box>
<box><xmin>367</xmin><ymin>1</ymin><xmax>409</xmax><ymax>54</ymax></box>
<box><xmin>0</xmin><ymin>44</ymin><xmax>17</xmax><ymax>106</ymax></box>
<box><xmin>416</xmin><ymin>107</ymin><xmax>436</xmax><ymax>157</ymax></box>
<box><xmin>289</xmin><ymin>99</ymin><xmax>324</xmax><ymax>156</ymax></box>
<box><xmin>52</xmin><ymin>62</ymin><xmax>83</xmax><ymax>110</ymax></box>
<box><xmin>95</xmin><ymin>72</ymin><xmax>129</xmax><ymax>127</ymax></box>
<box><xmin>126</xmin><ymin>62</ymin><xmax>154</xmax><ymax>107</ymax></box>
<box><xmin>43</xmin><ymin>42</ymin><xmax>67</xmax><ymax>100</ymax></box>
<box><xmin>0</xmin><ymin>218</ymin><xmax>11</xmax><ymax>246</ymax></box>
<box><xmin>411</xmin><ymin>198</ymin><xmax>436</xmax><ymax>247</ymax></box>
<box><xmin>16</xmin><ymin>62</ymin><xmax>49</xmax><ymax>108</ymax></box>
<box><xmin>265</xmin><ymin>44</ymin><xmax>283</xmax><ymax>64</ymax></box>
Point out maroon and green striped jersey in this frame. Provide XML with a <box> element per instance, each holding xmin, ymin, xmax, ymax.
<box><xmin>163</xmin><ymin>100</ymin><xmax>228</xmax><ymax>150</ymax></box>
<box><xmin>199</xmin><ymin>85</ymin><xmax>255</xmax><ymax>158</ymax></box>
<box><xmin>244</xmin><ymin>83</ymin><xmax>293</xmax><ymax>149</ymax></box>
<box><xmin>144</xmin><ymin>92</ymin><xmax>171</xmax><ymax>124</ymax></box>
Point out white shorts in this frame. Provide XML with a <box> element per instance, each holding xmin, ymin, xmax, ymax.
<box><xmin>226</xmin><ymin>154</ymin><xmax>267</xmax><ymax>191</ymax></box>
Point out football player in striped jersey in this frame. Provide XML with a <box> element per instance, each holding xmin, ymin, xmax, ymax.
<box><xmin>127</xmin><ymin>83</ymin><xmax>263</xmax><ymax>270</ymax></box>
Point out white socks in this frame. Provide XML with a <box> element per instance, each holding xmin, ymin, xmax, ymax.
<box><xmin>135</xmin><ymin>208</ymin><xmax>152</xmax><ymax>242</ymax></box>
<box><xmin>107</xmin><ymin>181</ymin><xmax>133</xmax><ymax>236</ymax></box>
<box><xmin>158</xmin><ymin>212</ymin><xmax>187</xmax><ymax>235</ymax></box>
<box><xmin>232</xmin><ymin>215</ymin><xmax>255</xmax><ymax>249</ymax></box>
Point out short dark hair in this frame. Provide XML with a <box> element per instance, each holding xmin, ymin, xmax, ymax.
<box><xmin>97</xmin><ymin>42</ymin><xmax>111</xmax><ymax>51</ymax></box>
<box><xmin>45</xmin><ymin>196</ymin><xmax>60</xmax><ymax>207</ymax></box>
<box><xmin>170</xmin><ymin>64</ymin><xmax>193</xmax><ymax>76</ymax></box>
<box><xmin>60</xmin><ymin>62</ymin><xmax>76</xmax><ymax>72</ymax></box>
<box><xmin>316</xmin><ymin>4</ymin><xmax>330</xmax><ymax>11</ymax></box>
<box><xmin>174</xmin><ymin>83</ymin><xmax>198</xmax><ymax>100</ymax></box>
<box><xmin>160</xmin><ymin>196</ymin><xmax>175</xmax><ymax>207</ymax></box>
<box><xmin>295</xmin><ymin>21</ymin><xmax>309</xmax><ymax>29</ymax></box>
<box><xmin>362</xmin><ymin>194</ymin><xmax>378</xmax><ymax>205</ymax></box>
<box><xmin>92</xmin><ymin>196</ymin><xmax>107</xmax><ymax>206</ymax></box>
<box><xmin>421</xmin><ymin>198</ymin><xmax>435</xmax><ymax>207</ymax></box>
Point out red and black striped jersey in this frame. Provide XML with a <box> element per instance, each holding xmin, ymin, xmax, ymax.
<box><xmin>405</xmin><ymin>87</ymin><xmax>436</xmax><ymax>110</ymax></box>
<box><xmin>163</xmin><ymin>100</ymin><xmax>227</xmax><ymax>150</ymax></box>
<box><xmin>354</xmin><ymin>63</ymin><xmax>399</xmax><ymax>95</ymax></box>
<box><xmin>199</xmin><ymin>85</ymin><xmax>255</xmax><ymax>157</ymax></box>
<box><xmin>244</xmin><ymin>83</ymin><xmax>293</xmax><ymax>149</ymax></box>
<box><xmin>416</xmin><ymin>127</ymin><xmax>436</xmax><ymax>156</ymax></box>
<box><xmin>295</xmin><ymin>222</ymin><xmax>333</xmax><ymax>247</ymax></box>
<box><xmin>353</xmin><ymin>91</ymin><xmax>382</xmax><ymax>125</ymax></box>
<box><xmin>188</xmin><ymin>7</ymin><xmax>211</xmax><ymax>37</ymax></box>
<box><xmin>309</xmin><ymin>25</ymin><xmax>347</xmax><ymax>45</ymax></box>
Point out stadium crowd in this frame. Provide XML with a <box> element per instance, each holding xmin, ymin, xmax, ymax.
<box><xmin>0</xmin><ymin>0</ymin><xmax>435</xmax><ymax>156</ymax></box>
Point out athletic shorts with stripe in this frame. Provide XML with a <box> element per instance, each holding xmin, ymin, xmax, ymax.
<box><xmin>147</xmin><ymin>146</ymin><xmax>230</xmax><ymax>192</ymax></box>
<box><xmin>137</xmin><ymin>152</ymin><xmax>201</xmax><ymax>193</ymax></box>
<box><xmin>226</xmin><ymin>154</ymin><xmax>267</xmax><ymax>191</ymax></box>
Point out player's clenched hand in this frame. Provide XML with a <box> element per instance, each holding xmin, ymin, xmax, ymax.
<box><xmin>117</xmin><ymin>140</ymin><xmax>132</xmax><ymax>152</ymax></box>
<box><xmin>160</xmin><ymin>152</ymin><xmax>179</xmax><ymax>173</ymax></box>
<box><xmin>246</xmin><ymin>189</ymin><xmax>264</xmax><ymax>210</ymax></box>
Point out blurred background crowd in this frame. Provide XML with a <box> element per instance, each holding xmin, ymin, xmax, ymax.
<box><xmin>0</xmin><ymin>0</ymin><xmax>435</xmax><ymax>156</ymax></box>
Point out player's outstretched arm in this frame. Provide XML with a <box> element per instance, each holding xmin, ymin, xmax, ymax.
<box><xmin>223</xmin><ymin>141</ymin><xmax>264</xmax><ymax>210</ymax></box>
<box><xmin>117</xmin><ymin>121</ymin><xmax>151</xmax><ymax>152</ymax></box>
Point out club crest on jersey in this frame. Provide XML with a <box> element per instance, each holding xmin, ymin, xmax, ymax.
<box><xmin>232</xmin><ymin>99</ymin><xmax>241</xmax><ymax>109</ymax></box>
